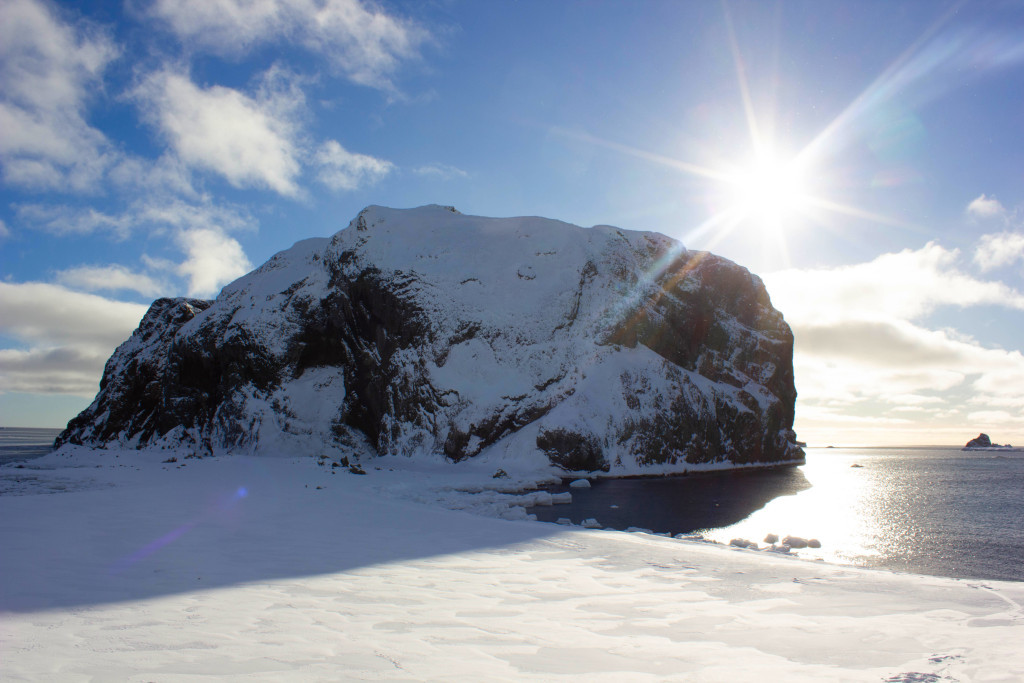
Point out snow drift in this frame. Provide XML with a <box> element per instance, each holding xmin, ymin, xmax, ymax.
<box><xmin>58</xmin><ymin>205</ymin><xmax>803</xmax><ymax>473</ymax></box>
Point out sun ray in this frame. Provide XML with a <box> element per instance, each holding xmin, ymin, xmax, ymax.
<box><xmin>722</xmin><ymin>2</ymin><xmax>763</xmax><ymax>152</ymax></box>
<box><xmin>801</xmin><ymin>196</ymin><xmax>923</xmax><ymax>232</ymax></box>
<box><xmin>796</xmin><ymin>2</ymin><xmax>965</xmax><ymax>168</ymax></box>
<box><xmin>682</xmin><ymin>208</ymin><xmax>746</xmax><ymax>250</ymax></box>
<box><xmin>547</xmin><ymin>125</ymin><xmax>732</xmax><ymax>183</ymax></box>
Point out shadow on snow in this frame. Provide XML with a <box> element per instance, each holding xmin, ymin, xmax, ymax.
<box><xmin>0</xmin><ymin>452</ymin><xmax>808</xmax><ymax>613</ymax></box>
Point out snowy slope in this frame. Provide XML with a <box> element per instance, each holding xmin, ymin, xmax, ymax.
<box><xmin>59</xmin><ymin>205</ymin><xmax>802</xmax><ymax>473</ymax></box>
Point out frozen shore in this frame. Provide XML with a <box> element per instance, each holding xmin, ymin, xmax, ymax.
<box><xmin>2</xmin><ymin>449</ymin><xmax>1023</xmax><ymax>681</ymax></box>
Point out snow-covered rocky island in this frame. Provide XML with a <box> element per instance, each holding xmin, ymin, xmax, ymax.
<box><xmin>57</xmin><ymin>204</ymin><xmax>802</xmax><ymax>474</ymax></box>
<box><xmin>4</xmin><ymin>206</ymin><xmax>1022</xmax><ymax>680</ymax></box>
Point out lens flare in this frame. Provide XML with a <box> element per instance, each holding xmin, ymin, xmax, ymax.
<box><xmin>110</xmin><ymin>484</ymin><xmax>250</xmax><ymax>575</ymax></box>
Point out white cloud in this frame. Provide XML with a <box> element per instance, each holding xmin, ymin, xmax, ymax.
<box><xmin>789</xmin><ymin>319</ymin><xmax>1023</xmax><ymax>401</ymax></box>
<box><xmin>763</xmin><ymin>241</ymin><xmax>1024</xmax><ymax>446</ymax></box>
<box><xmin>0</xmin><ymin>0</ymin><xmax>119</xmax><ymax>191</ymax></box>
<box><xmin>793</xmin><ymin>319</ymin><xmax>988</xmax><ymax>369</ymax></box>
<box><xmin>133</xmin><ymin>69</ymin><xmax>302</xmax><ymax>196</ymax></box>
<box><xmin>966</xmin><ymin>193</ymin><xmax>1008</xmax><ymax>220</ymax></box>
<box><xmin>144</xmin><ymin>0</ymin><xmax>429</xmax><ymax>90</ymax></box>
<box><xmin>315</xmin><ymin>139</ymin><xmax>393</xmax><ymax>191</ymax></box>
<box><xmin>56</xmin><ymin>265</ymin><xmax>166</xmax><ymax>298</ymax></box>
<box><xmin>974</xmin><ymin>231</ymin><xmax>1024</xmax><ymax>272</ymax></box>
<box><xmin>0</xmin><ymin>218</ymin><xmax>9</xmax><ymax>239</ymax></box>
<box><xmin>971</xmin><ymin>362</ymin><xmax>1024</xmax><ymax>403</ymax></box>
<box><xmin>175</xmin><ymin>228</ymin><xmax>252</xmax><ymax>297</ymax></box>
<box><xmin>965</xmin><ymin>409</ymin><xmax>1020</xmax><ymax>426</ymax></box>
<box><xmin>0</xmin><ymin>282</ymin><xmax>148</xmax><ymax>396</ymax></box>
<box><xmin>0</xmin><ymin>346</ymin><xmax>110</xmax><ymax>396</ymax></box>
<box><xmin>765</xmin><ymin>242</ymin><xmax>1024</xmax><ymax>325</ymax></box>
<box><xmin>0</xmin><ymin>282</ymin><xmax>147</xmax><ymax>349</ymax></box>
<box><xmin>886</xmin><ymin>393</ymin><xmax>944</xmax><ymax>406</ymax></box>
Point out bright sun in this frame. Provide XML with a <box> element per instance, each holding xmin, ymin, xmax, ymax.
<box><xmin>727</xmin><ymin>151</ymin><xmax>808</xmax><ymax>233</ymax></box>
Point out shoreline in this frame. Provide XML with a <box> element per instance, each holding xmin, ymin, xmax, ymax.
<box><xmin>3</xmin><ymin>446</ymin><xmax>1019</xmax><ymax>583</ymax></box>
<box><xmin>571</xmin><ymin>457</ymin><xmax>806</xmax><ymax>481</ymax></box>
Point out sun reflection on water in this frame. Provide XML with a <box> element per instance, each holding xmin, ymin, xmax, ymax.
<box><xmin>698</xmin><ymin>446</ymin><xmax>1024</xmax><ymax>580</ymax></box>
<box><xmin>699</xmin><ymin>449</ymin><xmax>902</xmax><ymax>567</ymax></box>
<box><xmin>532</xmin><ymin>446</ymin><xmax>1023</xmax><ymax>580</ymax></box>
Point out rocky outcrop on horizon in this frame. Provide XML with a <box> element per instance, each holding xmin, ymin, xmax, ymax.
<box><xmin>57</xmin><ymin>205</ymin><xmax>803</xmax><ymax>474</ymax></box>
<box><xmin>963</xmin><ymin>433</ymin><xmax>1015</xmax><ymax>450</ymax></box>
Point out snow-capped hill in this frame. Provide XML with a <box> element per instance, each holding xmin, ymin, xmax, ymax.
<box><xmin>58</xmin><ymin>205</ymin><xmax>803</xmax><ymax>474</ymax></box>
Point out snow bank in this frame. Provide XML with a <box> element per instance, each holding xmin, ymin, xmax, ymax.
<box><xmin>2</xmin><ymin>449</ymin><xmax>1022</xmax><ymax>681</ymax></box>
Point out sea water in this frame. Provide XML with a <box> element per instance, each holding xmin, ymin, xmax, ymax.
<box><xmin>0</xmin><ymin>427</ymin><xmax>62</xmax><ymax>466</ymax></box>
<box><xmin>529</xmin><ymin>447</ymin><xmax>1024</xmax><ymax>582</ymax></box>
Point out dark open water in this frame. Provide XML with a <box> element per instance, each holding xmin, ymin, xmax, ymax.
<box><xmin>0</xmin><ymin>427</ymin><xmax>62</xmax><ymax>466</ymax></box>
<box><xmin>530</xmin><ymin>447</ymin><xmax>1024</xmax><ymax>582</ymax></box>
<box><xmin>4</xmin><ymin>433</ymin><xmax>1021</xmax><ymax>581</ymax></box>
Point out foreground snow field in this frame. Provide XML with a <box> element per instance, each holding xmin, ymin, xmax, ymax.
<box><xmin>2</xmin><ymin>451</ymin><xmax>1022</xmax><ymax>681</ymax></box>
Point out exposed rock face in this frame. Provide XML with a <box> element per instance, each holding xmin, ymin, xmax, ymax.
<box><xmin>965</xmin><ymin>434</ymin><xmax>992</xmax><ymax>449</ymax></box>
<box><xmin>58</xmin><ymin>205</ymin><xmax>803</xmax><ymax>473</ymax></box>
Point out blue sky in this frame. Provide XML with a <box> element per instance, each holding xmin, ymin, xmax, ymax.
<box><xmin>3</xmin><ymin>0</ymin><xmax>1024</xmax><ymax>446</ymax></box>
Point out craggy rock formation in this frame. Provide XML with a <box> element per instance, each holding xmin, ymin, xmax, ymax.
<box><xmin>58</xmin><ymin>205</ymin><xmax>804</xmax><ymax>473</ymax></box>
<box><xmin>965</xmin><ymin>433</ymin><xmax>993</xmax><ymax>449</ymax></box>
<box><xmin>963</xmin><ymin>433</ymin><xmax>1014</xmax><ymax>450</ymax></box>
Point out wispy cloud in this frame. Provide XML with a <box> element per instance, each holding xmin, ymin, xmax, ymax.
<box><xmin>17</xmin><ymin>197</ymin><xmax>254</xmax><ymax>238</ymax></box>
<box><xmin>0</xmin><ymin>0</ymin><xmax>120</xmax><ymax>191</ymax></box>
<box><xmin>143</xmin><ymin>0</ymin><xmax>430</xmax><ymax>91</ymax></box>
<box><xmin>131</xmin><ymin>198</ymin><xmax>255</xmax><ymax>234</ymax></box>
<box><xmin>314</xmin><ymin>139</ymin><xmax>393</xmax><ymax>191</ymax></box>
<box><xmin>413</xmin><ymin>163</ymin><xmax>468</xmax><ymax>180</ymax></box>
<box><xmin>16</xmin><ymin>204</ymin><xmax>137</xmax><ymax>240</ymax></box>
<box><xmin>55</xmin><ymin>265</ymin><xmax>167</xmax><ymax>298</ymax></box>
<box><xmin>18</xmin><ymin>198</ymin><xmax>256</xmax><ymax>299</ymax></box>
<box><xmin>966</xmin><ymin>408</ymin><xmax>1019</xmax><ymax>425</ymax></box>
<box><xmin>107</xmin><ymin>153</ymin><xmax>198</xmax><ymax>199</ymax></box>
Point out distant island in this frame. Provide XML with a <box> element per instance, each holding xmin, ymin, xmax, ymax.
<box><xmin>962</xmin><ymin>433</ymin><xmax>1021</xmax><ymax>451</ymax></box>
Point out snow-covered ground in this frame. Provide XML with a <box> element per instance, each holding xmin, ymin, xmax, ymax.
<box><xmin>2</xmin><ymin>449</ymin><xmax>1023</xmax><ymax>681</ymax></box>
